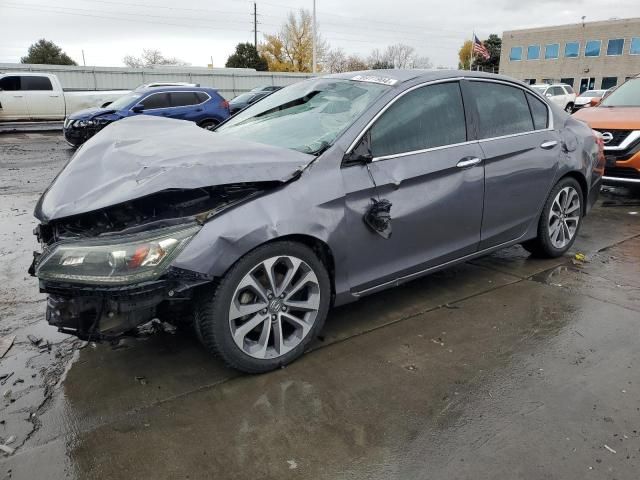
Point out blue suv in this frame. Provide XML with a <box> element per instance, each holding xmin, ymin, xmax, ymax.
<box><xmin>63</xmin><ymin>86</ymin><xmax>230</xmax><ymax>146</ymax></box>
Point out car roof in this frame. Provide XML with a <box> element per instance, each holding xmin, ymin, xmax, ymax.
<box><xmin>137</xmin><ymin>86</ymin><xmax>218</xmax><ymax>93</ymax></box>
<box><xmin>327</xmin><ymin>69</ymin><xmax>532</xmax><ymax>87</ymax></box>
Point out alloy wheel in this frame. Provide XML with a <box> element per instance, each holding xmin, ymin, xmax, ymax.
<box><xmin>228</xmin><ymin>255</ymin><xmax>321</xmax><ymax>359</ymax></box>
<box><xmin>548</xmin><ymin>186</ymin><xmax>581</xmax><ymax>249</ymax></box>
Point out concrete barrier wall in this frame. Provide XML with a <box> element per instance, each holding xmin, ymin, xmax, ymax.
<box><xmin>0</xmin><ymin>63</ymin><xmax>316</xmax><ymax>99</ymax></box>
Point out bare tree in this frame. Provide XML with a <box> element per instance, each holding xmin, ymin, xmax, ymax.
<box><xmin>385</xmin><ymin>43</ymin><xmax>415</xmax><ymax>68</ymax></box>
<box><xmin>123</xmin><ymin>48</ymin><xmax>188</xmax><ymax>68</ymax></box>
<box><xmin>409</xmin><ymin>56</ymin><xmax>433</xmax><ymax>69</ymax></box>
<box><xmin>324</xmin><ymin>48</ymin><xmax>348</xmax><ymax>73</ymax></box>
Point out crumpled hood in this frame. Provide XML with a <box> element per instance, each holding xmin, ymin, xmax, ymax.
<box><xmin>67</xmin><ymin>107</ymin><xmax>119</xmax><ymax>121</ymax></box>
<box><xmin>36</xmin><ymin>115</ymin><xmax>314</xmax><ymax>221</ymax></box>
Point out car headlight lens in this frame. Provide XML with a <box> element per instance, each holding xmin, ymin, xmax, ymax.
<box><xmin>36</xmin><ymin>225</ymin><xmax>200</xmax><ymax>285</ymax></box>
<box><xmin>77</xmin><ymin>119</ymin><xmax>96</xmax><ymax>127</ymax></box>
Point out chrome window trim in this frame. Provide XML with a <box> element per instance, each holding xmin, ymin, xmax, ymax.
<box><xmin>132</xmin><ymin>90</ymin><xmax>211</xmax><ymax>112</ymax></box>
<box><xmin>371</xmin><ymin>140</ymin><xmax>479</xmax><ymax>162</ymax></box>
<box><xmin>346</xmin><ymin>77</ymin><xmax>555</xmax><ymax>160</ymax></box>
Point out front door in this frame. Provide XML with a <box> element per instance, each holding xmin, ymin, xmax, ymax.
<box><xmin>22</xmin><ymin>76</ymin><xmax>64</xmax><ymax>120</ymax></box>
<box><xmin>0</xmin><ymin>75</ymin><xmax>29</xmax><ymax>120</ymax></box>
<box><xmin>465</xmin><ymin>80</ymin><xmax>559</xmax><ymax>248</ymax></box>
<box><xmin>341</xmin><ymin>81</ymin><xmax>485</xmax><ymax>292</ymax></box>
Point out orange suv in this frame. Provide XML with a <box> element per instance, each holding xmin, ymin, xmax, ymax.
<box><xmin>573</xmin><ymin>75</ymin><xmax>640</xmax><ymax>186</ymax></box>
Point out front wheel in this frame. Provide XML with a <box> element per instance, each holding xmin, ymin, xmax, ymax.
<box><xmin>565</xmin><ymin>102</ymin><xmax>574</xmax><ymax>113</ymax></box>
<box><xmin>522</xmin><ymin>177</ymin><xmax>583</xmax><ymax>258</ymax></box>
<box><xmin>195</xmin><ymin>241</ymin><xmax>331</xmax><ymax>373</ymax></box>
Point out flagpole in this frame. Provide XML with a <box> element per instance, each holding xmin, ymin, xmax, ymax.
<box><xmin>470</xmin><ymin>30</ymin><xmax>474</xmax><ymax>71</ymax></box>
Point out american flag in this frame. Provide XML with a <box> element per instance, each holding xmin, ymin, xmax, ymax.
<box><xmin>472</xmin><ymin>35</ymin><xmax>490</xmax><ymax>60</ymax></box>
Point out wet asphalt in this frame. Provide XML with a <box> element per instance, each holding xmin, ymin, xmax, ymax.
<box><xmin>0</xmin><ymin>132</ymin><xmax>639</xmax><ymax>479</ymax></box>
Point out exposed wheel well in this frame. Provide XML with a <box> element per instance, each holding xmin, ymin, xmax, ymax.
<box><xmin>197</xmin><ymin>118</ymin><xmax>220</xmax><ymax>127</ymax></box>
<box><xmin>267</xmin><ymin>234</ymin><xmax>336</xmax><ymax>299</ymax></box>
<box><xmin>559</xmin><ymin>171</ymin><xmax>588</xmax><ymax>215</ymax></box>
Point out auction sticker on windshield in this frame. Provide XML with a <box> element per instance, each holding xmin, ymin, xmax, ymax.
<box><xmin>350</xmin><ymin>74</ymin><xmax>398</xmax><ymax>86</ymax></box>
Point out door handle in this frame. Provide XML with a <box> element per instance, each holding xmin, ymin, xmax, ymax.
<box><xmin>456</xmin><ymin>157</ymin><xmax>481</xmax><ymax>168</ymax></box>
<box><xmin>540</xmin><ymin>140</ymin><xmax>558</xmax><ymax>150</ymax></box>
<box><xmin>49</xmin><ymin>95</ymin><xmax>60</xmax><ymax>98</ymax></box>
<box><xmin>13</xmin><ymin>95</ymin><xmax>23</xmax><ymax>98</ymax></box>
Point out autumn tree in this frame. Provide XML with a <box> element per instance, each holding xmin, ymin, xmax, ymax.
<box><xmin>225</xmin><ymin>43</ymin><xmax>268</xmax><ymax>70</ymax></box>
<box><xmin>260</xmin><ymin>9</ymin><xmax>327</xmax><ymax>72</ymax></box>
<box><xmin>458</xmin><ymin>40</ymin><xmax>472</xmax><ymax>69</ymax></box>
<box><xmin>21</xmin><ymin>39</ymin><xmax>77</xmax><ymax>65</ymax></box>
<box><xmin>123</xmin><ymin>49</ymin><xmax>188</xmax><ymax>68</ymax></box>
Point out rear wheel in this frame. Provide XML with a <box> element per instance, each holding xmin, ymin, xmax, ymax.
<box><xmin>198</xmin><ymin>119</ymin><xmax>219</xmax><ymax>131</ymax></box>
<box><xmin>522</xmin><ymin>177</ymin><xmax>583</xmax><ymax>258</ymax></box>
<box><xmin>194</xmin><ymin>241</ymin><xmax>330</xmax><ymax>373</ymax></box>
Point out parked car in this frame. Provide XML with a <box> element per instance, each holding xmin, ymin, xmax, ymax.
<box><xmin>573</xmin><ymin>74</ymin><xmax>640</xmax><ymax>186</ymax></box>
<box><xmin>229</xmin><ymin>86</ymin><xmax>282</xmax><ymax>114</ymax></box>
<box><xmin>30</xmin><ymin>70</ymin><xmax>603</xmax><ymax>373</ymax></box>
<box><xmin>63</xmin><ymin>86</ymin><xmax>230</xmax><ymax>146</ymax></box>
<box><xmin>572</xmin><ymin>89</ymin><xmax>607</xmax><ymax>112</ymax></box>
<box><xmin>531</xmin><ymin>83</ymin><xmax>577</xmax><ymax>112</ymax></box>
<box><xmin>0</xmin><ymin>72</ymin><xmax>127</xmax><ymax>121</ymax></box>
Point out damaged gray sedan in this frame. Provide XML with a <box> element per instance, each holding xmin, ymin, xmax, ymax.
<box><xmin>30</xmin><ymin>70</ymin><xmax>604</xmax><ymax>373</ymax></box>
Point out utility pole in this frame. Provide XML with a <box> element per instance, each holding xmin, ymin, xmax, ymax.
<box><xmin>82</xmin><ymin>49</ymin><xmax>86</xmax><ymax>67</ymax></box>
<box><xmin>253</xmin><ymin>2</ymin><xmax>258</xmax><ymax>48</ymax></box>
<box><xmin>312</xmin><ymin>0</ymin><xmax>317</xmax><ymax>73</ymax></box>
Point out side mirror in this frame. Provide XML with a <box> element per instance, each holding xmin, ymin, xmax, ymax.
<box><xmin>100</xmin><ymin>101</ymin><xmax>112</xmax><ymax>108</ymax></box>
<box><xmin>131</xmin><ymin>104</ymin><xmax>144</xmax><ymax>113</ymax></box>
<box><xmin>343</xmin><ymin>131</ymin><xmax>373</xmax><ymax>166</ymax></box>
<box><xmin>590</xmin><ymin>98</ymin><xmax>601</xmax><ymax>107</ymax></box>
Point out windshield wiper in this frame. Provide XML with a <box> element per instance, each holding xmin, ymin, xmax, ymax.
<box><xmin>308</xmin><ymin>141</ymin><xmax>331</xmax><ymax>156</ymax></box>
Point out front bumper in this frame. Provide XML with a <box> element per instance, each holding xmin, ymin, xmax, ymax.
<box><xmin>598</xmin><ymin>130</ymin><xmax>640</xmax><ymax>185</ymax></box>
<box><xmin>39</xmin><ymin>268</ymin><xmax>211</xmax><ymax>341</ymax></box>
<box><xmin>63</xmin><ymin>119</ymin><xmax>112</xmax><ymax>147</ymax></box>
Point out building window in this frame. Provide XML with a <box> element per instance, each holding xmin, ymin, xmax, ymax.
<box><xmin>585</xmin><ymin>40</ymin><xmax>601</xmax><ymax>57</ymax></box>
<box><xmin>523</xmin><ymin>78</ymin><xmax>536</xmax><ymax>85</ymax></box>
<box><xmin>527</xmin><ymin>45</ymin><xmax>540</xmax><ymax>60</ymax></box>
<box><xmin>607</xmin><ymin>39</ymin><xmax>624</xmax><ymax>56</ymax></box>
<box><xmin>564</xmin><ymin>42</ymin><xmax>580</xmax><ymax>58</ymax></box>
<box><xmin>601</xmin><ymin>77</ymin><xmax>618</xmax><ymax>89</ymax></box>
<box><xmin>560</xmin><ymin>78</ymin><xmax>575</xmax><ymax>88</ymax></box>
<box><xmin>510</xmin><ymin>46</ymin><xmax>523</xmax><ymax>61</ymax></box>
<box><xmin>545</xmin><ymin>44</ymin><xmax>559</xmax><ymax>59</ymax></box>
<box><xmin>630</xmin><ymin>37</ymin><xmax>640</xmax><ymax>55</ymax></box>
<box><xmin>542</xmin><ymin>79</ymin><xmax>554</xmax><ymax>84</ymax></box>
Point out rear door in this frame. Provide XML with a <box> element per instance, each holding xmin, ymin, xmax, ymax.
<box><xmin>167</xmin><ymin>91</ymin><xmax>206</xmax><ymax>121</ymax></box>
<box><xmin>465</xmin><ymin>80</ymin><xmax>559</xmax><ymax>248</ymax></box>
<box><xmin>0</xmin><ymin>76</ymin><xmax>29</xmax><ymax>120</ymax></box>
<box><xmin>342</xmin><ymin>80</ymin><xmax>485</xmax><ymax>292</ymax></box>
<box><xmin>22</xmin><ymin>76</ymin><xmax>64</xmax><ymax>120</ymax></box>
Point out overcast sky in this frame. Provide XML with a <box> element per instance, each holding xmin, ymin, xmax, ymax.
<box><xmin>0</xmin><ymin>0</ymin><xmax>638</xmax><ymax>69</ymax></box>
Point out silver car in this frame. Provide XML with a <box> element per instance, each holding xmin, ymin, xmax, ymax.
<box><xmin>30</xmin><ymin>70</ymin><xmax>604</xmax><ymax>373</ymax></box>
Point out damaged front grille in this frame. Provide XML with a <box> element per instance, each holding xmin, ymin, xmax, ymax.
<box><xmin>37</xmin><ymin>182</ymin><xmax>277</xmax><ymax>245</ymax></box>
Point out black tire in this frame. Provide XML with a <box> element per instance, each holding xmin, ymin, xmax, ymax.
<box><xmin>565</xmin><ymin>103</ymin><xmax>574</xmax><ymax>113</ymax></box>
<box><xmin>198</xmin><ymin>119</ymin><xmax>219</xmax><ymax>131</ymax></box>
<box><xmin>522</xmin><ymin>177</ymin><xmax>583</xmax><ymax>258</ymax></box>
<box><xmin>194</xmin><ymin>241</ymin><xmax>331</xmax><ymax>373</ymax></box>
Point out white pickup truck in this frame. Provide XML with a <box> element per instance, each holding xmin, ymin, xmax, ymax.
<box><xmin>0</xmin><ymin>72</ymin><xmax>128</xmax><ymax>121</ymax></box>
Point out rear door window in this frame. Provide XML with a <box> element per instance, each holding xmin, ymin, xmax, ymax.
<box><xmin>468</xmin><ymin>82</ymin><xmax>534</xmax><ymax>139</ymax></box>
<box><xmin>169</xmin><ymin>92</ymin><xmax>201</xmax><ymax>107</ymax></box>
<box><xmin>140</xmin><ymin>92</ymin><xmax>171</xmax><ymax>109</ymax></box>
<box><xmin>22</xmin><ymin>76</ymin><xmax>53</xmax><ymax>91</ymax></box>
<box><xmin>195</xmin><ymin>92</ymin><xmax>210</xmax><ymax>103</ymax></box>
<box><xmin>526</xmin><ymin>93</ymin><xmax>549</xmax><ymax>130</ymax></box>
<box><xmin>0</xmin><ymin>76</ymin><xmax>21</xmax><ymax>91</ymax></box>
<box><xmin>370</xmin><ymin>82</ymin><xmax>467</xmax><ymax>158</ymax></box>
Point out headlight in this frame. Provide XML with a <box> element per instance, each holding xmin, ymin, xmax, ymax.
<box><xmin>36</xmin><ymin>225</ymin><xmax>200</xmax><ymax>285</ymax></box>
<box><xmin>77</xmin><ymin>119</ymin><xmax>96</xmax><ymax>128</ymax></box>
